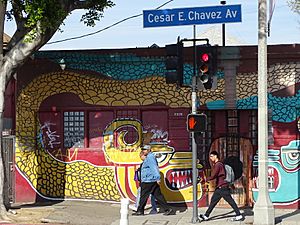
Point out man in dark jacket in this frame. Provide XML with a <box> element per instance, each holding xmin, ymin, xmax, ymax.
<box><xmin>199</xmin><ymin>151</ymin><xmax>243</xmax><ymax>221</ymax></box>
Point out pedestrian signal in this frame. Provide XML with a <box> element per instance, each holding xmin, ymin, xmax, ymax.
<box><xmin>187</xmin><ymin>114</ymin><xmax>207</xmax><ymax>132</ymax></box>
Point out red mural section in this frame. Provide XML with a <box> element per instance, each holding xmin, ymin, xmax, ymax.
<box><xmin>39</xmin><ymin>111</ymin><xmax>62</xmax><ymax>158</ymax></box>
<box><xmin>37</xmin><ymin>93</ymin><xmax>191</xmax><ymax>164</ymax></box>
<box><xmin>272</xmin><ymin>120</ymin><xmax>298</xmax><ymax>149</ymax></box>
<box><xmin>89</xmin><ymin>111</ymin><xmax>114</xmax><ymax>148</ymax></box>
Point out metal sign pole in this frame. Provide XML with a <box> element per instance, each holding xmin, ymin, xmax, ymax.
<box><xmin>191</xmin><ymin>25</ymin><xmax>199</xmax><ymax>224</ymax></box>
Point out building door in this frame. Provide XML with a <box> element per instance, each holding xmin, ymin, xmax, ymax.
<box><xmin>3</xmin><ymin>135</ymin><xmax>15</xmax><ymax>204</ymax></box>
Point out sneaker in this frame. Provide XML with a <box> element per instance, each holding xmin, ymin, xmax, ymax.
<box><xmin>163</xmin><ymin>208</ymin><xmax>174</xmax><ymax>216</ymax></box>
<box><xmin>149</xmin><ymin>209</ymin><xmax>158</xmax><ymax>215</ymax></box>
<box><xmin>199</xmin><ymin>214</ymin><xmax>209</xmax><ymax>221</ymax></box>
<box><xmin>231</xmin><ymin>215</ymin><xmax>244</xmax><ymax>221</ymax></box>
<box><xmin>132</xmin><ymin>211</ymin><xmax>144</xmax><ymax>216</ymax></box>
<box><xmin>128</xmin><ymin>205</ymin><xmax>137</xmax><ymax>211</ymax></box>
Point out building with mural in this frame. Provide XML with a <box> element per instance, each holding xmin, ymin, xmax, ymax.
<box><xmin>3</xmin><ymin>44</ymin><xmax>300</xmax><ymax>209</ymax></box>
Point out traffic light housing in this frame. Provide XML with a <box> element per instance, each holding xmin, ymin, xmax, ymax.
<box><xmin>187</xmin><ymin>114</ymin><xmax>207</xmax><ymax>132</ymax></box>
<box><xmin>165</xmin><ymin>41</ymin><xmax>183</xmax><ymax>86</ymax></box>
<box><xmin>197</xmin><ymin>46</ymin><xmax>217</xmax><ymax>90</ymax></box>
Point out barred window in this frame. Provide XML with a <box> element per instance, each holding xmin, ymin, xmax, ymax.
<box><xmin>64</xmin><ymin>111</ymin><xmax>85</xmax><ymax>148</ymax></box>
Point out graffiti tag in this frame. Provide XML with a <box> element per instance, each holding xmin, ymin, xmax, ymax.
<box><xmin>41</xmin><ymin>122</ymin><xmax>61</xmax><ymax>149</ymax></box>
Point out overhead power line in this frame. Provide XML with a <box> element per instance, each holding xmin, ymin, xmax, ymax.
<box><xmin>47</xmin><ymin>0</ymin><xmax>175</xmax><ymax>45</ymax></box>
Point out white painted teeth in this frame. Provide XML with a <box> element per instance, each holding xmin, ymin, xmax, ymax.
<box><xmin>177</xmin><ymin>180</ymin><xmax>180</xmax><ymax>188</ymax></box>
<box><xmin>169</xmin><ymin>169</ymin><xmax>197</xmax><ymax>189</ymax></box>
<box><xmin>181</xmin><ymin>180</ymin><xmax>185</xmax><ymax>187</ymax></box>
<box><xmin>172</xmin><ymin>182</ymin><xmax>176</xmax><ymax>188</ymax></box>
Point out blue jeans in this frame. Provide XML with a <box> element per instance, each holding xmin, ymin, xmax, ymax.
<box><xmin>135</xmin><ymin>187</ymin><xmax>157</xmax><ymax>212</ymax></box>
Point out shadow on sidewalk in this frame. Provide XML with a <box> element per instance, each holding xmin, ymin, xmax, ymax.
<box><xmin>10</xmin><ymin>200</ymin><xmax>64</xmax><ymax>209</ymax></box>
<box><xmin>275</xmin><ymin>209</ymin><xmax>300</xmax><ymax>224</ymax></box>
<box><xmin>201</xmin><ymin>206</ymin><xmax>253</xmax><ymax>221</ymax></box>
<box><xmin>209</xmin><ymin>210</ymin><xmax>236</xmax><ymax>221</ymax></box>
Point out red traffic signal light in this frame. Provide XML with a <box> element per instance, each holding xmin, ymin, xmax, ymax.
<box><xmin>197</xmin><ymin>46</ymin><xmax>218</xmax><ymax>90</ymax></box>
<box><xmin>201</xmin><ymin>53</ymin><xmax>209</xmax><ymax>62</ymax></box>
<box><xmin>187</xmin><ymin>114</ymin><xmax>207</xmax><ymax>132</ymax></box>
<box><xmin>199</xmin><ymin>52</ymin><xmax>210</xmax><ymax>74</ymax></box>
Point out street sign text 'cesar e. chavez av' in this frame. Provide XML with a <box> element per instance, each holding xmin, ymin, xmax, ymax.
<box><xmin>143</xmin><ymin>5</ymin><xmax>241</xmax><ymax>28</ymax></box>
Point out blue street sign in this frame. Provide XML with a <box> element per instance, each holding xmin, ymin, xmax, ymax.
<box><xmin>143</xmin><ymin>5</ymin><xmax>242</xmax><ymax>28</ymax></box>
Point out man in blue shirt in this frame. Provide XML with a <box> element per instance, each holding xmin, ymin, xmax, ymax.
<box><xmin>132</xmin><ymin>145</ymin><xmax>174</xmax><ymax>216</ymax></box>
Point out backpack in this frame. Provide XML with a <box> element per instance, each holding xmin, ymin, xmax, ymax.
<box><xmin>224</xmin><ymin>164</ymin><xmax>235</xmax><ymax>184</ymax></box>
<box><xmin>224</xmin><ymin>156</ymin><xmax>243</xmax><ymax>181</ymax></box>
<box><xmin>134</xmin><ymin>167</ymin><xmax>141</xmax><ymax>182</ymax></box>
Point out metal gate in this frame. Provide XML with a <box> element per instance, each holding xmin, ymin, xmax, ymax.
<box><xmin>2</xmin><ymin>135</ymin><xmax>15</xmax><ymax>204</ymax></box>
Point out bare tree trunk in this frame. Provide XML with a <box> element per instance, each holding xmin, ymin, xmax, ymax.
<box><xmin>0</xmin><ymin>1</ymin><xmax>5</xmax><ymax>56</ymax></box>
<box><xmin>0</xmin><ymin>1</ymin><xmax>11</xmax><ymax>220</ymax></box>
<box><xmin>0</xmin><ymin>65</ymin><xmax>11</xmax><ymax>221</ymax></box>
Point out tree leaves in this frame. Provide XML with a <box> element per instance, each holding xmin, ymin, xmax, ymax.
<box><xmin>6</xmin><ymin>0</ymin><xmax>115</xmax><ymax>39</ymax></box>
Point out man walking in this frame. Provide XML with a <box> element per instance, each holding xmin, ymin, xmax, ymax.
<box><xmin>132</xmin><ymin>145</ymin><xmax>174</xmax><ymax>216</ymax></box>
<box><xmin>199</xmin><ymin>151</ymin><xmax>243</xmax><ymax>221</ymax></box>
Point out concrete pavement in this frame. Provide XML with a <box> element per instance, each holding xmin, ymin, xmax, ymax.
<box><xmin>111</xmin><ymin>205</ymin><xmax>300</xmax><ymax>225</ymax></box>
<box><xmin>5</xmin><ymin>200</ymin><xmax>300</xmax><ymax>225</ymax></box>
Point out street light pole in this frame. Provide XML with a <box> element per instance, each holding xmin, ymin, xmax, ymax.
<box><xmin>181</xmin><ymin>34</ymin><xmax>209</xmax><ymax>224</ymax></box>
<box><xmin>220</xmin><ymin>1</ymin><xmax>226</xmax><ymax>46</ymax></box>
<box><xmin>253</xmin><ymin>0</ymin><xmax>275</xmax><ymax>224</ymax></box>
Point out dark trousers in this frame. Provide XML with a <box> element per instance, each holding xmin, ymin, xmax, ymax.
<box><xmin>137</xmin><ymin>182</ymin><xmax>169</xmax><ymax>213</ymax></box>
<box><xmin>205</xmin><ymin>186</ymin><xmax>241</xmax><ymax>217</ymax></box>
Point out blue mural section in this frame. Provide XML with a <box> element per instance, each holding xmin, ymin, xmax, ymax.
<box><xmin>237</xmin><ymin>92</ymin><xmax>300</xmax><ymax>122</ymax></box>
<box><xmin>36</xmin><ymin>51</ymin><xmax>224</xmax><ymax>87</ymax></box>
<box><xmin>207</xmin><ymin>91</ymin><xmax>300</xmax><ymax>123</ymax></box>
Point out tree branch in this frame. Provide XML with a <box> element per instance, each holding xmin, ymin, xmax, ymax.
<box><xmin>5</xmin><ymin>27</ymin><xmax>29</xmax><ymax>52</ymax></box>
<box><xmin>72</xmin><ymin>0</ymin><xmax>92</xmax><ymax>10</ymax></box>
<box><xmin>3</xmin><ymin>24</ymin><xmax>60</xmax><ymax>87</ymax></box>
<box><xmin>0</xmin><ymin>1</ymin><xmax>7</xmax><ymax>57</ymax></box>
<box><xmin>11</xmin><ymin>0</ymin><xmax>25</xmax><ymax>28</ymax></box>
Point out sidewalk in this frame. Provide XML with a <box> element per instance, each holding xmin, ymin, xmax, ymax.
<box><xmin>111</xmin><ymin>206</ymin><xmax>300</xmax><ymax>225</ymax></box>
<box><xmin>4</xmin><ymin>200</ymin><xmax>300</xmax><ymax>225</ymax></box>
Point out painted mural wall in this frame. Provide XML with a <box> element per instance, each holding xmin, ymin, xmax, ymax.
<box><xmin>15</xmin><ymin>48</ymin><xmax>300</xmax><ymax>208</ymax></box>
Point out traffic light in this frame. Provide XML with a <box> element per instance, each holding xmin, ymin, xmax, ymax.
<box><xmin>165</xmin><ymin>41</ymin><xmax>183</xmax><ymax>86</ymax></box>
<box><xmin>187</xmin><ymin>114</ymin><xmax>207</xmax><ymax>132</ymax></box>
<box><xmin>197</xmin><ymin>46</ymin><xmax>217</xmax><ymax>90</ymax></box>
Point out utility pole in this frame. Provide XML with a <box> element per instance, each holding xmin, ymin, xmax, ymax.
<box><xmin>253</xmin><ymin>0</ymin><xmax>275</xmax><ymax>224</ymax></box>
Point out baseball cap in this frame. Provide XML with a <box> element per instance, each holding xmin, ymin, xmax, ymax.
<box><xmin>141</xmin><ymin>145</ymin><xmax>151</xmax><ymax>150</ymax></box>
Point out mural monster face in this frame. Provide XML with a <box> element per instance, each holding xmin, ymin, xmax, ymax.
<box><xmin>281</xmin><ymin>141</ymin><xmax>300</xmax><ymax>172</ymax></box>
<box><xmin>104</xmin><ymin>119</ymin><xmax>205</xmax><ymax>203</ymax></box>
<box><xmin>252</xmin><ymin>140</ymin><xmax>300</xmax><ymax>205</ymax></box>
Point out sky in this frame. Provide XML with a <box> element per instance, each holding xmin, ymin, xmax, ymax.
<box><xmin>4</xmin><ymin>0</ymin><xmax>300</xmax><ymax>50</ymax></box>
